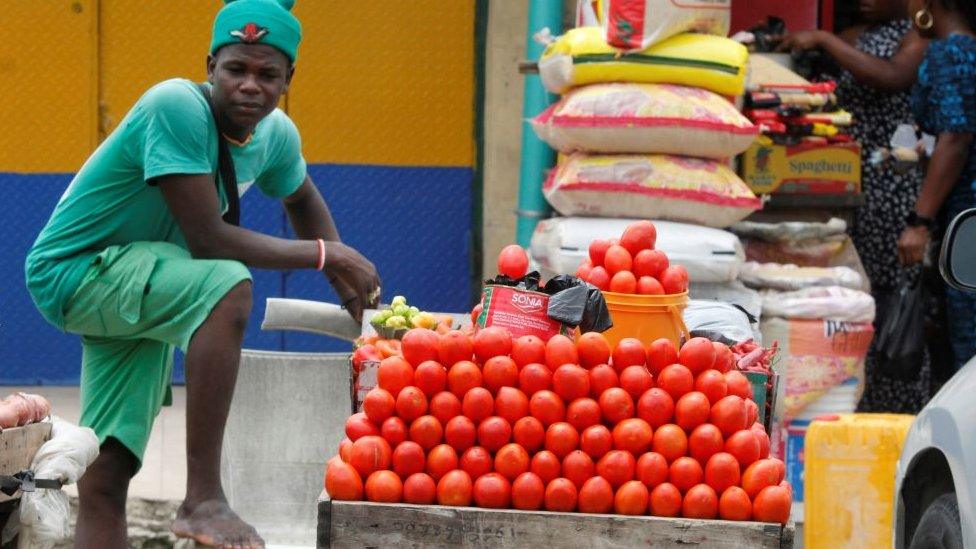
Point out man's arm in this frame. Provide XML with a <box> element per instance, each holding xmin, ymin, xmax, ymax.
<box><xmin>282</xmin><ymin>175</ymin><xmax>340</xmax><ymax>241</ymax></box>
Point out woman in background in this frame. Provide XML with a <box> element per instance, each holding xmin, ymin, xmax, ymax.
<box><xmin>778</xmin><ymin>0</ymin><xmax>932</xmax><ymax>413</ymax></box>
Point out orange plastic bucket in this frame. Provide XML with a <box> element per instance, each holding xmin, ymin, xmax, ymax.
<box><xmin>600</xmin><ymin>291</ymin><xmax>690</xmax><ymax>349</ymax></box>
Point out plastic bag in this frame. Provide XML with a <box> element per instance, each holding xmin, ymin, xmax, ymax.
<box><xmin>544</xmin><ymin>275</ymin><xmax>613</xmax><ymax>333</ymax></box>
<box><xmin>683</xmin><ymin>300</ymin><xmax>757</xmax><ymax>345</ymax></box>
<box><xmin>603</xmin><ymin>0</ymin><xmax>731</xmax><ymax>52</ymax></box>
<box><xmin>875</xmin><ymin>275</ymin><xmax>926</xmax><ymax>380</ymax></box>
<box><xmin>761</xmin><ymin>286</ymin><xmax>876</xmax><ymax>323</ymax></box>
<box><xmin>739</xmin><ymin>262</ymin><xmax>863</xmax><ymax>291</ymax></box>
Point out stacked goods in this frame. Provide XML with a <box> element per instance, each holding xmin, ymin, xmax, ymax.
<box><xmin>0</xmin><ymin>393</ymin><xmax>51</xmax><ymax>430</ymax></box>
<box><xmin>534</xmin><ymin>27</ymin><xmax>761</xmax><ymax>230</ymax></box>
<box><xmin>602</xmin><ymin>0</ymin><xmax>731</xmax><ymax>52</ymax></box>
<box><xmin>325</xmin><ymin>327</ymin><xmax>792</xmax><ymax>524</ymax></box>
<box><xmin>573</xmin><ymin>220</ymin><xmax>687</xmax><ymax>296</ymax></box>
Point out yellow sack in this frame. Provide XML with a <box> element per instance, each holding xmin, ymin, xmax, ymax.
<box><xmin>539</xmin><ymin>27</ymin><xmax>748</xmax><ymax>97</ymax></box>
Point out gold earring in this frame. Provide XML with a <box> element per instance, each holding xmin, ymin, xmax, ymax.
<box><xmin>914</xmin><ymin>8</ymin><xmax>934</xmax><ymax>30</ymax></box>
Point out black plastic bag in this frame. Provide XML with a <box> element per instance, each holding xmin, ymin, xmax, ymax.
<box><xmin>544</xmin><ymin>275</ymin><xmax>613</xmax><ymax>334</ymax></box>
<box><xmin>875</xmin><ymin>274</ymin><xmax>926</xmax><ymax>380</ymax></box>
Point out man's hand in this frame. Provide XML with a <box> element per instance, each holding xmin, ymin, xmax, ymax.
<box><xmin>775</xmin><ymin>30</ymin><xmax>827</xmax><ymax>53</ymax></box>
<box><xmin>897</xmin><ymin>225</ymin><xmax>931</xmax><ymax>266</ymax></box>
<box><xmin>323</xmin><ymin>242</ymin><xmax>380</xmax><ymax>323</ymax></box>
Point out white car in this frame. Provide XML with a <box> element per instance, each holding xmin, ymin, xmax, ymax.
<box><xmin>894</xmin><ymin>208</ymin><xmax>976</xmax><ymax>548</ymax></box>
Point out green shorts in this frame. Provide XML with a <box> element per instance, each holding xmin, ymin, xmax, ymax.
<box><xmin>62</xmin><ymin>241</ymin><xmax>251</xmax><ymax>469</ymax></box>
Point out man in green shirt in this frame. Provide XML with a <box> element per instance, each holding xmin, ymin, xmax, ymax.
<box><xmin>25</xmin><ymin>1</ymin><xmax>378</xmax><ymax>546</ymax></box>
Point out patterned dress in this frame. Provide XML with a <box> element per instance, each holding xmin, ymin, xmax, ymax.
<box><xmin>834</xmin><ymin>21</ymin><xmax>932</xmax><ymax>413</ymax></box>
<box><xmin>912</xmin><ymin>34</ymin><xmax>976</xmax><ymax>373</ymax></box>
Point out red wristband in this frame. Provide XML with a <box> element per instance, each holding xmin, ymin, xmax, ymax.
<box><xmin>316</xmin><ymin>238</ymin><xmax>326</xmax><ymax>271</ymax></box>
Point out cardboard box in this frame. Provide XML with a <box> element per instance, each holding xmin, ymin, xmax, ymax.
<box><xmin>740</xmin><ymin>139</ymin><xmax>861</xmax><ymax>195</ymax></box>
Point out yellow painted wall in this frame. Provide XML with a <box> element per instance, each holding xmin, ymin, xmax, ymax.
<box><xmin>0</xmin><ymin>0</ymin><xmax>475</xmax><ymax>173</ymax></box>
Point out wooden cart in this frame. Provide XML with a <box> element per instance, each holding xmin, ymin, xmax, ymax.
<box><xmin>317</xmin><ymin>492</ymin><xmax>795</xmax><ymax>548</ymax></box>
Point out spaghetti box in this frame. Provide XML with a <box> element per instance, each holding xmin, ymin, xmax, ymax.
<box><xmin>740</xmin><ymin>139</ymin><xmax>861</xmax><ymax>195</ymax></box>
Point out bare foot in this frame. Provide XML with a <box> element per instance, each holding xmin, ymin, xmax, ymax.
<box><xmin>172</xmin><ymin>499</ymin><xmax>265</xmax><ymax>549</ymax></box>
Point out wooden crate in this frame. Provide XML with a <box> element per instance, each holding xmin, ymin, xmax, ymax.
<box><xmin>1</xmin><ymin>423</ymin><xmax>53</xmax><ymax>504</ymax></box>
<box><xmin>317</xmin><ymin>494</ymin><xmax>794</xmax><ymax>548</ymax></box>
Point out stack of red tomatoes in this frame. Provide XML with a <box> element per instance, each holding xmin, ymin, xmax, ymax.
<box><xmin>575</xmin><ymin>220</ymin><xmax>689</xmax><ymax>295</ymax></box>
<box><xmin>326</xmin><ymin>327</ymin><xmax>791</xmax><ymax>524</ymax></box>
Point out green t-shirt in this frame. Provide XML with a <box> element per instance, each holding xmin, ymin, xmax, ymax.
<box><xmin>25</xmin><ymin>78</ymin><xmax>307</xmax><ymax>329</ymax></box>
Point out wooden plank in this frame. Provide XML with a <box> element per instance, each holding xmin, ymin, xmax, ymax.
<box><xmin>318</xmin><ymin>497</ymin><xmax>792</xmax><ymax>549</ymax></box>
<box><xmin>0</xmin><ymin>423</ymin><xmax>53</xmax><ymax>503</ymax></box>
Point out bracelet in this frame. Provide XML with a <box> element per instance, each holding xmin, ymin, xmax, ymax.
<box><xmin>316</xmin><ymin>238</ymin><xmax>326</xmax><ymax>271</ymax></box>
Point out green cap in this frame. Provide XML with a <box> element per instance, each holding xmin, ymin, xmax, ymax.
<box><xmin>210</xmin><ymin>0</ymin><xmax>301</xmax><ymax>63</ymax></box>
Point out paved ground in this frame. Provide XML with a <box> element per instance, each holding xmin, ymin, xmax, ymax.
<box><xmin>3</xmin><ymin>385</ymin><xmax>187</xmax><ymax>502</ymax></box>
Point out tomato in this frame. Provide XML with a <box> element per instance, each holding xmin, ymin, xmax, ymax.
<box><xmin>609</xmin><ymin>270</ymin><xmax>637</xmax><ymax>293</ymax></box>
<box><xmin>511</xmin><ymin>472</ymin><xmax>545</xmax><ymax>510</ymax></box>
<box><xmin>604</xmin><ymin>245</ymin><xmax>633</xmax><ymax>275</ymax></box>
<box><xmin>345</xmin><ymin>412</ymin><xmax>380</xmax><ymax>442</ymax></box>
<box><xmin>462</xmin><ymin>387</ymin><xmax>494</xmax><ymax>424</ymax></box>
<box><xmin>611</xmin><ymin>338</ymin><xmax>646</xmax><ymax>371</ymax></box>
<box><xmin>352</xmin><ymin>344</ymin><xmax>382</xmax><ymax>372</ymax></box>
<box><xmin>576</xmin><ymin>260</ymin><xmax>593</xmax><ymax>281</ymax></box>
<box><xmin>459</xmin><ymin>446</ymin><xmax>493</xmax><ymax>480</ymax></box>
<box><xmin>519</xmin><ymin>363</ymin><xmax>553</xmax><ymax>395</ymax></box>
<box><xmin>635</xmin><ymin>451</ymin><xmax>669</xmax><ymax>489</ymax></box>
<box><xmin>612</xmin><ymin>417</ymin><xmax>654</xmax><ymax>455</ymax></box>
<box><xmin>349</xmin><ymin>436</ymin><xmax>392</xmax><ymax>478</ymax></box>
<box><xmin>377</xmin><ymin>356</ymin><xmax>414</xmax><ymax>398</ymax></box>
<box><xmin>725</xmin><ymin>370</ymin><xmax>753</xmax><ymax>400</ymax></box>
<box><xmin>395</xmin><ymin>386</ymin><xmax>428</xmax><ymax>422</ymax></box>
<box><xmin>652</xmin><ymin>424</ymin><xmax>688</xmax><ymax>463</ymax></box>
<box><xmin>587</xmin><ymin>266</ymin><xmax>611</xmax><ymax>291</ymax></box>
<box><xmin>682</xmin><ymin>484</ymin><xmax>718</xmax><ymax>519</ymax></box>
<box><xmin>472</xmin><ymin>326</ymin><xmax>513</xmax><ymax>363</ymax></box>
<box><xmin>438</xmin><ymin>330</ymin><xmax>473</xmax><ymax>368</ymax></box>
<box><xmin>494</xmin><ymin>387</ymin><xmax>529</xmax><ymax>425</ymax></box>
<box><xmin>646</xmin><ymin>338</ymin><xmax>679</xmax><ymax>376</ymax></box>
<box><xmin>710</xmin><ymin>395</ymin><xmax>748</xmax><ymax>438</ymax></box>
<box><xmin>392</xmin><ymin>440</ymin><xmax>426</xmax><ymax>478</ymax></box>
<box><xmin>741</xmin><ymin>459</ymin><xmax>782</xmax><ymax>499</ymax></box>
<box><xmin>725</xmin><ymin>430</ymin><xmax>761</xmax><ymax>468</ymax></box>
<box><xmin>403</xmin><ymin>472</ymin><xmax>437</xmax><ymax>504</ymax></box>
<box><xmin>694</xmin><ymin>369</ymin><xmax>728</xmax><ymax>404</ymax></box>
<box><xmin>657</xmin><ymin>364</ymin><xmax>694</xmax><ymax>400</ymax></box>
<box><xmin>436</xmin><ymin>470</ymin><xmax>473</xmax><ymax>506</ymax></box>
<box><xmin>531</xmin><ymin>451</ymin><xmax>562</xmax><ymax>484</ymax></box>
<box><xmin>636</xmin><ymin>276</ymin><xmax>665</xmax><ymax>295</ymax></box>
<box><xmin>364</xmin><ymin>470</ymin><xmax>402</xmax><ymax>503</ymax></box>
<box><xmin>633</xmin><ymin>249</ymin><xmax>669</xmax><ymax>279</ymax></box>
<box><xmin>688</xmin><ymin>423</ymin><xmax>725</xmax><ymax>464</ymax></box>
<box><xmin>649</xmin><ymin>482</ymin><xmax>682</xmax><ymax>517</ymax></box>
<box><xmin>719</xmin><ymin>486</ymin><xmax>752</xmax><ymax>521</ymax></box>
<box><xmin>428</xmin><ymin>391</ymin><xmax>462</xmax><ymax>425</ymax></box>
<box><xmin>596</xmin><ymin>450</ymin><xmax>636</xmax><ymax>489</ymax></box>
<box><xmin>408</xmin><ymin>415</ymin><xmax>444</xmax><ymax>451</ymax></box>
<box><xmin>362</xmin><ymin>388</ymin><xmax>396</xmax><ymax>424</ymax></box>
<box><xmin>545</xmin><ymin>335</ymin><xmax>579</xmax><ymax>371</ymax></box>
<box><xmin>544</xmin><ymin>478</ymin><xmax>578</xmax><ymax>512</ymax></box>
<box><xmin>580</xmin><ymin>425</ymin><xmax>613</xmax><ymax>460</ymax></box>
<box><xmin>752</xmin><ymin>485</ymin><xmax>792</xmax><ymax>524</ymax></box>
<box><xmin>598</xmin><ymin>388</ymin><xmax>635</xmax><ymax>425</ymax></box>
<box><xmin>660</xmin><ymin>265</ymin><xmax>689</xmax><ymax>294</ymax></box>
<box><xmin>704</xmin><ymin>452</ymin><xmax>740</xmax><ymax>494</ymax></box>
<box><xmin>552</xmin><ymin>364</ymin><xmax>591</xmax><ymax>402</ymax></box>
<box><xmin>426</xmin><ymin>444</ymin><xmax>459</xmax><ymax>482</ymax></box>
<box><xmin>578</xmin><ymin>476</ymin><xmax>615</xmax><ymax>514</ymax></box>
<box><xmin>477</xmin><ymin>416</ymin><xmax>512</xmax><ymax>452</ymax></box>
<box><xmin>448</xmin><ymin>361</ymin><xmax>483</xmax><ymax>398</ymax></box>
<box><xmin>483</xmin><ymin>356</ymin><xmax>519</xmax><ymax>394</ymax></box>
<box><xmin>566</xmin><ymin>397</ymin><xmax>602</xmax><ymax>431</ymax></box>
<box><xmin>678</xmin><ymin>337</ymin><xmax>717</xmax><ymax>375</ymax></box>
<box><xmin>711</xmin><ymin>342</ymin><xmax>734</xmax><ymax>373</ymax></box>
<box><xmin>674</xmin><ymin>391</ymin><xmax>711</xmax><ymax>432</ymax></box>
<box><xmin>512</xmin><ymin>416</ymin><xmax>546</xmax><ymax>453</ymax></box>
<box><xmin>545</xmin><ymin>422</ymin><xmax>580</xmax><ymax>459</ymax></box>
<box><xmin>401</xmin><ymin>328</ymin><xmax>440</xmax><ymax>367</ymax></box>
<box><xmin>470</xmin><ymin>302</ymin><xmax>483</xmax><ymax>326</ymax></box>
<box><xmin>637</xmin><ymin>387</ymin><xmax>675</xmax><ymax>428</ymax></box>
<box><xmin>414</xmin><ymin>360</ymin><xmax>448</xmax><ymax>399</ymax></box>
<box><xmin>614</xmin><ymin>480</ymin><xmax>650</xmax><ymax>515</ymax></box>
<box><xmin>529</xmin><ymin>390</ymin><xmax>566</xmax><ymax>426</ymax></box>
<box><xmin>473</xmin><ymin>472</ymin><xmax>512</xmax><ymax>509</ymax></box>
<box><xmin>381</xmin><ymin>417</ymin><xmax>408</xmax><ymax>447</ymax></box>
<box><xmin>751</xmin><ymin>422</ymin><xmax>771</xmax><ymax>459</ymax></box>
<box><xmin>669</xmin><ymin>457</ymin><xmax>704</xmax><ymax>493</ymax></box>
<box><xmin>561</xmin><ymin>450</ymin><xmax>596</xmax><ymax>490</ymax></box>
<box><xmin>325</xmin><ymin>461</ymin><xmax>363</xmax><ymax>501</ymax></box>
<box><xmin>746</xmin><ymin>399</ymin><xmax>760</xmax><ymax>427</ymax></box>
<box><xmin>576</xmin><ymin>332</ymin><xmax>612</xmax><ymax>369</ymax></box>
<box><xmin>588</xmin><ymin>364</ymin><xmax>619</xmax><ymax>397</ymax></box>
<box><xmin>511</xmin><ymin>335</ymin><xmax>546</xmax><ymax>368</ymax></box>
<box><xmin>494</xmin><ymin>443</ymin><xmax>530</xmax><ymax>481</ymax></box>
<box><xmin>375</xmin><ymin>339</ymin><xmax>402</xmax><ymax>359</ymax></box>
<box><xmin>588</xmin><ymin>238</ymin><xmax>612</xmax><ymax>266</ymax></box>
<box><xmin>338</xmin><ymin>438</ymin><xmax>353</xmax><ymax>463</ymax></box>
<box><xmin>444</xmin><ymin>416</ymin><xmax>477</xmax><ymax>453</ymax></box>
<box><xmin>497</xmin><ymin>244</ymin><xmax>529</xmax><ymax>279</ymax></box>
<box><xmin>619</xmin><ymin>366</ymin><xmax>653</xmax><ymax>399</ymax></box>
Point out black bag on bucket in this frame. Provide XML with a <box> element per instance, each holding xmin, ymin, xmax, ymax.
<box><xmin>875</xmin><ymin>273</ymin><xmax>926</xmax><ymax>380</ymax></box>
